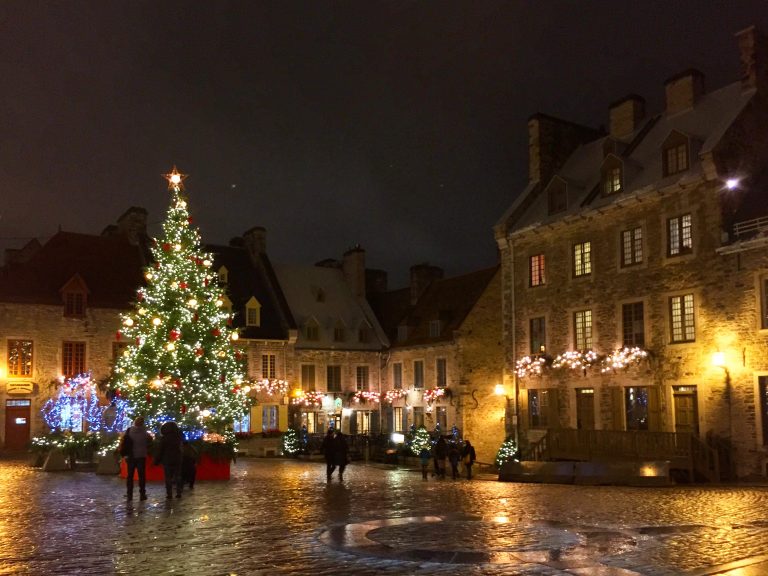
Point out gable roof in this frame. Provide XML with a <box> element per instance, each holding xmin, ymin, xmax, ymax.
<box><xmin>206</xmin><ymin>243</ymin><xmax>295</xmax><ymax>341</ymax></box>
<box><xmin>0</xmin><ymin>231</ymin><xmax>145</xmax><ymax>308</ymax></box>
<box><xmin>373</xmin><ymin>266</ymin><xmax>499</xmax><ymax>347</ymax></box>
<box><xmin>501</xmin><ymin>81</ymin><xmax>756</xmax><ymax>234</ymax></box>
<box><xmin>274</xmin><ymin>263</ymin><xmax>388</xmax><ymax>350</ymax></box>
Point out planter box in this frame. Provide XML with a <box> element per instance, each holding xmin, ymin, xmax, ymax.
<box><xmin>120</xmin><ymin>453</ymin><xmax>231</xmax><ymax>481</ymax></box>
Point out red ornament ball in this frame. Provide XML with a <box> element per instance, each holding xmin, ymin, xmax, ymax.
<box><xmin>169</xmin><ymin>329</ymin><xmax>180</xmax><ymax>341</ymax></box>
<box><xmin>179</xmin><ymin>281</ymin><xmax>188</xmax><ymax>290</ymax></box>
<box><xmin>211</xmin><ymin>328</ymin><xmax>221</xmax><ymax>337</ymax></box>
<box><xmin>145</xmin><ymin>394</ymin><xmax>151</xmax><ymax>402</ymax></box>
<box><xmin>181</xmin><ymin>404</ymin><xmax>187</xmax><ymax>414</ymax></box>
<box><xmin>195</xmin><ymin>347</ymin><xmax>204</xmax><ymax>356</ymax></box>
<box><xmin>116</xmin><ymin>331</ymin><xmax>121</xmax><ymax>341</ymax></box>
<box><xmin>162</xmin><ymin>243</ymin><xmax>171</xmax><ymax>251</ymax></box>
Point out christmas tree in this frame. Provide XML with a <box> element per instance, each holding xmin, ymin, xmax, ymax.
<box><xmin>110</xmin><ymin>167</ymin><xmax>250</xmax><ymax>436</ymax></box>
<box><xmin>409</xmin><ymin>426</ymin><xmax>432</xmax><ymax>456</ymax></box>
<box><xmin>495</xmin><ymin>437</ymin><xmax>519</xmax><ymax>467</ymax></box>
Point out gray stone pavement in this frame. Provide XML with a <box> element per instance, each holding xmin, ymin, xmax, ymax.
<box><xmin>1</xmin><ymin>456</ymin><xmax>768</xmax><ymax>575</ymax></box>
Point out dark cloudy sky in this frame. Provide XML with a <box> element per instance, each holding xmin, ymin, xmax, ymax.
<box><xmin>1</xmin><ymin>1</ymin><xmax>766</xmax><ymax>287</ymax></box>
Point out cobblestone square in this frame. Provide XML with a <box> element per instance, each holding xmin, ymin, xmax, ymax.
<box><xmin>1</xmin><ymin>457</ymin><xmax>768</xmax><ymax>575</ymax></box>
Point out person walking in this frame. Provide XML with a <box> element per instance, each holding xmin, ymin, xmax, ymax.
<box><xmin>448</xmin><ymin>443</ymin><xmax>461</xmax><ymax>480</ymax></box>
<box><xmin>321</xmin><ymin>428</ymin><xmax>336</xmax><ymax>481</ymax></box>
<box><xmin>155</xmin><ymin>421</ymin><xmax>184</xmax><ymax>498</ymax></box>
<box><xmin>435</xmin><ymin>436</ymin><xmax>448</xmax><ymax>479</ymax></box>
<box><xmin>123</xmin><ymin>416</ymin><xmax>153</xmax><ymax>501</ymax></box>
<box><xmin>419</xmin><ymin>444</ymin><xmax>432</xmax><ymax>480</ymax></box>
<box><xmin>462</xmin><ymin>439</ymin><xmax>477</xmax><ymax>480</ymax></box>
<box><xmin>333</xmin><ymin>430</ymin><xmax>349</xmax><ymax>481</ymax></box>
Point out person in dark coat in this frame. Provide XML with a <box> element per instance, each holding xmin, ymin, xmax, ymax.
<box><xmin>462</xmin><ymin>439</ymin><xmax>477</xmax><ymax>480</ymax></box>
<box><xmin>321</xmin><ymin>428</ymin><xmax>336</xmax><ymax>481</ymax></box>
<box><xmin>435</xmin><ymin>436</ymin><xmax>448</xmax><ymax>479</ymax></box>
<box><xmin>448</xmin><ymin>443</ymin><xmax>461</xmax><ymax>480</ymax></box>
<box><xmin>154</xmin><ymin>421</ymin><xmax>184</xmax><ymax>498</ymax></box>
<box><xmin>124</xmin><ymin>416</ymin><xmax>153</xmax><ymax>501</ymax></box>
<box><xmin>333</xmin><ymin>430</ymin><xmax>349</xmax><ymax>481</ymax></box>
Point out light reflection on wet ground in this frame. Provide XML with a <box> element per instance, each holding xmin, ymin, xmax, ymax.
<box><xmin>0</xmin><ymin>457</ymin><xmax>767</xmax><ymax>575</ymax></box>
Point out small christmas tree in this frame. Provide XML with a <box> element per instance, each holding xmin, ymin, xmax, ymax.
<box><xmin>109</xmin><ymin>167</ymin><xmax>250</xmax><ymax>436</ymax></box>
<box><xmin>281</xmin><ymin>428</ymin><xmax>301</xmax><ymax>456</ymax></box>
<box><xmin>495</xmin><ymin>437</ymin><xmax>519</xmax><ymax>467</ymax></box>
<box><xmin>409</xmin><ymin>426</ymin><xmax>432</xmax><ymax>456</ymax></box>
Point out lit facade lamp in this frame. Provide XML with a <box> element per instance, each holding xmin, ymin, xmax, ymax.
<box><xmin>495</xmin><ymin>384</ymin><xmax>514</xmax><ymax>440</ymax></box>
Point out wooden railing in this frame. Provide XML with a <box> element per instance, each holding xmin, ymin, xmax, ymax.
<box><xmin>523</xmin><ymin>429</ymin><xmax>721</xmax><ymax>482</ymax></box>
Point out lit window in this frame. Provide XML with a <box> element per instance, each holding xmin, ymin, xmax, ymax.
<box><xmin>668</xmin><ymin>214</ymin><xmax>693</xmax><ymax>256</ymax></box>
<box><xmin>603</xmin><ymin>165</ymin><xmax>622</xmax><ymax>195</ymax></box>
<box><xmin>218</xmin><ymin>266</ymin><xmax>229</xmax><ymax>284</ymax></box>
<box><xmin>245</xmin><ymin>297</ymin><xmax>261</xmax><ymax>327</ymax></box>
<box><xmin>529</xmin><ymin>254</ymin><xmax>546</xmax><ymax>286</ymax></box>
<box><xmin>356</xmin><ymin>366</ymin><xmax>369</xmax><ymax>391</ymax></box>
<box><xmin>670</xmin><ymin>294</ymin><xmax>695</xmax><ymax>343</ymax></box>
<box><xmin>62</xmin><ymin>342</ymin><xmax>86</xmax><ymax>377</ymax></box>
<box><xmin>7</xmin><ymin>340</ymin><xmax>33</xmax><ymax>377</ymax></box>
<box><xmin>573</xmin><ymin>242</ymin><xmax>592</xmax><ymax>277</ymax></box>
<box><xmin>574</xmin><ymin>310</ymin><xmax>592</xmax><ymax>350</ymax></box>
<box><xmin>621</xmin><ymin>227</ymin><xmax>643</xmax><ymax>267</ymax></box>
<box><xmin>261</xmin><ymin>354</ymin><xmax>276</xmax><ymax>379</ymax></box>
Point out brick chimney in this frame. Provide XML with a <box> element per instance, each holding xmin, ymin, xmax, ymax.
<box><xmin>736</xmin><ymin>25</ymin><xmax>768</xmax><ymax>91</ymax></box>
<box><xmin>528</xmin><ymin>114</ymin><xmax>603</xmax><ymax>184</ymax></box>
<box><xmin>115</xmin><ymin>207</ymin><xmax>148</xmax><ymax>245</ymax></box>
<box><xmin>664</xmin><ymin>69</ymin><xmax>705</xmax><ymax>115</ymax></box>
<box><xmin>609</xmin><ymin>94</ymin><xmax>645</xmax><ymax>139</ymax></box>
<box><xmin>242</xmin><ymin>226</ymin><xmax>266</xmax><ymax>262</ymax></box>
<box><xmin>342</xmin><ymin>245</ymin><xmax>366</xmax><ymax>299</ymax></box>
<box><xmin>409</xmin><ymin>263</ymin><xmax>443</xmax><ymax>305</ymax></box>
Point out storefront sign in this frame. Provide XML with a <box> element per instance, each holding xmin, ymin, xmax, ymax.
<box><xmin>6</xmin><ymin>381</ymin><xmax>33</xmax><ymax>395</ymax></box>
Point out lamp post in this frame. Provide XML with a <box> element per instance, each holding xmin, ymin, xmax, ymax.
<box><xmin>712</xmin><ymin>351</ymin><xmax>733</xmax><ymax>458</ymax></box>
<box><xmin>494</xmin><ymin>384</ymin><xmax>513</xmax><ymax>440</ymax></box>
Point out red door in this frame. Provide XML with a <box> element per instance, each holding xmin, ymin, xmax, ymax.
<box><xmin>5</xmin><ymin>399</ymin><xmax>31</xmax><ymax>450</ymax></box>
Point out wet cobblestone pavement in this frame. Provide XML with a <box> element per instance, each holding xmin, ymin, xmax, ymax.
<box><xmin>1</xmin><ymin>457</ymin><xmax>768</xmax><ymax>575</ymax></box>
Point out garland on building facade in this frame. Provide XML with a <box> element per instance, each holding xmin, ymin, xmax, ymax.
<box><xmin>515</xmin><ymin>347</ymin><xmax>650</xmax><ymax>379</ymax></box>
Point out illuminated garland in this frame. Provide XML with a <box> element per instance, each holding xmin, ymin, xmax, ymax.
<box><xmin>291</xmin><ymin>391</ymin><xmax>325</xmax><ymax>406</ymax></box>
<box><xmin>353</xmin><ymin>390</ymin><xmax>381</xmax><ymax>404</ymax></box>
<box><xmin>600</xmin><ymin>347</ymin><xmax>649</xmax><ymax>373</ymax></box>
<box><xmin>423</xmin><ymin>388</ymin><xmax>445</xmax><ymax>404</ymax></box>
<box><xmin>253</xmin><ymin>379</ymin><xmax>290</xmax><ymax>396</ymax></box>
<box><xmin>383</xmin><ymin>389</ymin><xmax>407</xmax><ymax>403</ymax></box>
<box><xmin>495</xmin><ymin>437</ymin><xmax>519</xmax><ymax>467</ymax></box>
<box><xmin>515</xmin><ymin>347</ymin><xmax>650</xmax><ymax>379</ymax></box>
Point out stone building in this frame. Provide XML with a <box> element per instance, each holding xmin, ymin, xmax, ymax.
<box><xmin>494</xmin><ymin>26</ymin><xmax>768</xmax><ymax>480</ymax></box>
<box><xmin>0</xmin><ymin>208</ymin><xmax>148</xmax><ymax>448</ymax></box>
<box><xmin>370</xmin><ymin>264</ymin><xmax>503</xmax><ymax>463</ymax></box>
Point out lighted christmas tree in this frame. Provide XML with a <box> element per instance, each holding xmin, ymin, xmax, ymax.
<box><xmin>495</xmin><ymin>437</ymin><xmax>519</xmax><ymax>467</ymax></box>
<box><xmin>281</xmin><ymin>428</ymin><xmax>301</xmax><ymax>456</ymax></box>
<box><xmin>409</xmin><ymin>426</ymin><xmax>432</xmax><ymax>456</ymax></box>
<box><xmin>109</xmin><ymin>167</ymin><xmax>250</xmax><ymax>436</ymax></box>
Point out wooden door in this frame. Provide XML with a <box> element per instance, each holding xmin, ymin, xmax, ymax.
<box><xmin>576</xmin><ymin>388</ymin><xmax>595</xmax><ymax>430</ymax></box>
<box><xmin>5</xmin><ymin>399</ymin><xmax>31</xmax><ymax>450</ymax></box>
<box><xmin>673</xmin><ymin>388</ymin><xmax>699</xmax><ymax>435</ymax></box>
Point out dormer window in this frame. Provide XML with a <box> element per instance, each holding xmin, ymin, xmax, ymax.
<box><xmin>358</xmin><ymin>322</ymin><xmax>371</xmax><ymax>343</ymax></box>
<box><xmin>218</xmin><ymin>266</ymin><xmax>229</xmax><ymax>284</ymax></box>
<box><xmin>397</xmin><ymin>325</ymin><xmax>409</xmax><ymax>342</ymax></box>
<box><xmin>245</xmin><ymin>296</ymin><xmax>261</xmax><ymax>327</ymax></box>
<box><xmin>305</xmin><ymin>319</ymin><xmax>319</xmax><ymax>341</ymax></box>
<box><xmin>428</xmin><ymin>320</ymin><xmax>441</xmax><ymax>338</ymax></box>
<box><xmin>546</xmin><ymin>178</ymin><xmax>567</xmax><ymax>215</ymax></box>
<box><xmin>61</xmin><ymin>274</ymin><xmax>88</xmax><ymax>318</ymax></box>
<box><xmin>601</xmin><ymin>157</ymin><xmax>623</xmax><ymax>195</ymax></box>
<box><xmin>333</xmin><ymin>320</ymin><xmax>346</xmax><ymax>342</ymax></box>
<box><xmin>221</xmin><ymin>295</ymin><xmax>233</xmax><ymax>315</ymax></box>
<box><xmin>662</xmin><ymin>131</ymin><xmax>690</xmax><ymax>176</ymax></box>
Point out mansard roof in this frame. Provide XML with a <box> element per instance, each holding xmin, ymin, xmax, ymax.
<box><xmin>0</xmin><ymin>231</ymin><xmax>145</xmax><ymax>308</ymax></box>
<box><xmin>373</xmin><ymin>266</ymin><xmax>499</xmax><ymax>347</ymax></box>
<box><xmin>501</xmin><ymin>81</ymin><xmax>756</xmax><ymax>234</ymax></box>
<box><xmin>205</xmin><ymin>243</ymin><xmax>295</xmax><ymax>341</ymax></box>
<box><xmin>274</xmin><ymin>263</ymin><xmax>388</xmax><ymax>350</ymax></box>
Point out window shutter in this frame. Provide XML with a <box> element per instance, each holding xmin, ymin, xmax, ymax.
<box><xmin>251</xmin><ymin>405</ymin><xmax>263</xmax><ymax>434</ymax></box>
<box><xmin>278</xmin><ymin>405</ymin><xmax>288</xmax><ymax>432</ymax></box>
<box><xmin>519</xmin><ymin>389</ymin><xmax>529</xmax><ymax>432</ymax></box>
<box><xmin>612</xmin><ymin>387</ymin><xmax>625</xmax><ymax>431</ymax></box>
<box><xmin>547</xmin><ymin>388</ymin><xmax>560</xmax><ymax>429</ymax></box>
<box><xmin>648</xmin><ymin>386</ymin><xmax>662</xmax><ymax>432</ymax></box>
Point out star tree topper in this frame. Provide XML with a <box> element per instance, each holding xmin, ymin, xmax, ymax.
<box><xmin>163</xmin><ymin>165</ymin><xmax>188</xmax><ymax>190</ymax></box>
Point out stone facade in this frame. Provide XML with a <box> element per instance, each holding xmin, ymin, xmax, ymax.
<box><xmin>495</xmin><ymin>26</ymin><xmax>768</xmax><ymax>480</ymax></box>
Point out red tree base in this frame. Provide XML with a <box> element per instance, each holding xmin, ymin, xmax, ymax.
<box><xmin>120</xmin><ymin>453</ymin><xmax>231</xmax><ymax>481</ymax></box>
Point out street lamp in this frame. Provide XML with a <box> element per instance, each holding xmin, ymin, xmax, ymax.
<box><xmin>494</xmin><ymin>384</ymin><xmax>514</xmax><ymax>440</ymax></box>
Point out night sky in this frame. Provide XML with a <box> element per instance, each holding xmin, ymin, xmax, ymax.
<box><xmin>1</xmin><ymin>2</ymin><xmax>766</xmax><ymax>288</ymax></box>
